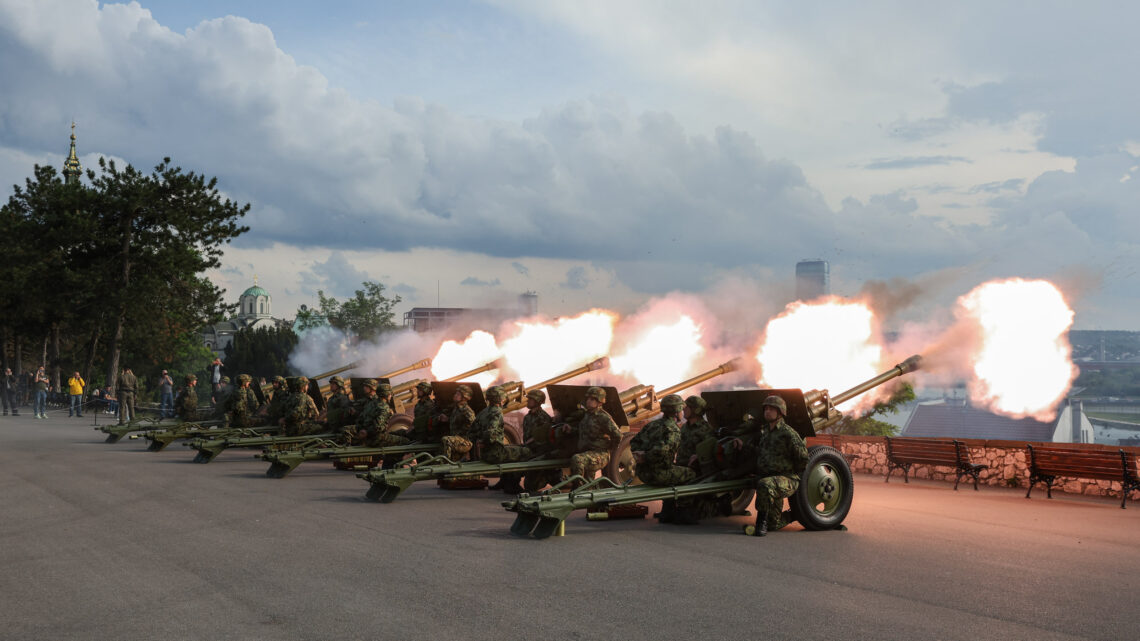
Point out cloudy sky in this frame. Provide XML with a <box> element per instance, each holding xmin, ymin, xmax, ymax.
<box><xmin>1</xmin><ymin>0</ymin><xmax>1136</xmax><ymax>329</ymax></box>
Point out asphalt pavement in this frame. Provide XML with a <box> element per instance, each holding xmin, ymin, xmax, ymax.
<box><xmin>2</xmin><ymin>409</ymin><xmax>1138</xmax><ymax>641</ymax></box>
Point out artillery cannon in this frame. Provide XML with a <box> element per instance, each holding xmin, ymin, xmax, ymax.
<box><xmin>95</xmin><ymin>414</ymin><xmax>168</xmax><ymax>443</ymax></box>
<box><xmin>357</xmin><ymin>360</ymin><xmax>738</xmax><ymax>504</ymax></box>
<box><xmin>504</xmin><ymin>355</ymin><xmax>923</xmax><ymax>539</ymax></box>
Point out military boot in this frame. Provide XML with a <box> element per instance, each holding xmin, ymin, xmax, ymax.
<box><xmin>744</xmin><ymin>508</ymin><xmax>768</xmax><ymax>537</ymax></box>
<box><xmin>654</xmin><ymin>499</ymin><xmax>676</xmax><ymax>523</ymax></box>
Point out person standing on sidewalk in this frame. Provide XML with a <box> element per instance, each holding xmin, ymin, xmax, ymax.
<box><xmin>2</xmin><ymin>368</ymin><xmax>18</xmax><ymax>416</ymax></box>
<box><xmin>158</xmin><ymin>370</ymin><xmax>174</xmax><ymax>419</ymax></box>
<box><xmin>117</xmin><ymin>366</ymin><xmax>138</xmax><ymax>425</ymax></box>
<box><xmin>67</xmin><ymin>371</ymin><xmax>86</xmax><ymax>417</ymax></box>
<box><xmin>33</xmin><ymin>366</ymin><xmax>48</xmax><ymax>419</ymax></box>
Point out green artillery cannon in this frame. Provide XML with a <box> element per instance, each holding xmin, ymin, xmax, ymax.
<box><xmin>185</xmin><ymin>359</ymin><xmax>435</xmax><ymax>463</ymax></box>
<box><xmin>95</xmin><ymin>414</ymin><xmax>168</xmax><ymax>443</ymax></box>
<box><xmin>259</xmin><ymin>357</ymin><xmax>608</xmax><ymax>478</ymax></box>
<box><xmin>130</xmin><ymin>419</ymin><xmax>263</xmax><ymax>451</ymax></box>
<box><xmin>503</xmin><ymin>355</ymin><xmax>923</xmax><ymax>539</ymax></box>
<box><xmin>357</xmin><ymin>359</ymin><xmax>738</xmax><ymax>504</ymax></box>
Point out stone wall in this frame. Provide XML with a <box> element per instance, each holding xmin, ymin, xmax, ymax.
<box><xmin>819</xmin><ymin>436</ymin><xmax>1140</xmax><ymax>502</ymax></box>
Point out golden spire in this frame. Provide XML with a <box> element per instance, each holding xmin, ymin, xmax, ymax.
<box><xmin>254</xmin><ymin>274</ymin><xmax>259</xmax><ymax>286</ymax></box>
<box><xmin>63</xmin><ymin>121</ymin><xmax>82</xmax><ymax>184</ymax></box>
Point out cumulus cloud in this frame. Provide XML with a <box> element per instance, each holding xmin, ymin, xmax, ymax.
<box><xmin>460</xmin><ymin>276</ymin><xmax>501</xmax><ymax>287</ymax></box>
<box><xmin>296</xmin><ymin>251</ymin><xmax>371</xmax><ymax>297</ymax></box>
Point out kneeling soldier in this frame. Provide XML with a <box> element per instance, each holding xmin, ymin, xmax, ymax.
<box><xmin>743</xmin><ymin>395</ymin><xmax>809</xmax><ymax>537</ymax></box>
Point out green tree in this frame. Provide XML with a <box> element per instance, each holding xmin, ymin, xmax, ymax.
<box><xmin>298</xmin><ymin>281</ymin><xmax>401</xmax><ymax>341</ymax></box>
<box><xmin>824</xmin><ymin>382</ymin><xmax>917</xmax><ymax>436</ymax></box>
<box><xmin>222</xmin><ymin>326</ymin><xmax>299</xmax><ymax>380</ymax></box>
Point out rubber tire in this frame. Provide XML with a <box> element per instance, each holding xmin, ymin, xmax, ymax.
<box><xmin>603</xmin><ymin>432</ymin><xmax>640</xmax><ymax>485</ymax></box>
<box><xmin>502</xmin><ymin>414</ymin><xmax>524</xmax><ymax>446</ymax></box>
<box><xmin>792</xmin><ymin>445</ymin><xmax>853</xmax><ymax>531</ymax></box>
<box><xmin>388</xmin><ymin>413</ymin><xmax>413</xmax><ymax>432</ymax></box>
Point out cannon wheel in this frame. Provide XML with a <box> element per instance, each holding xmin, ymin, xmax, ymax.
<box><xmin>388</xmin><ymin>413</ymin><xmax>413</xmax><ymax>432</ymax></box>
<box><xmin>603</xmin><ymin>433</ymin><xmax>640</xmax><ymax>485</ymax></box>
<box><xmin>791</xmin><ymin>445</ymin><xmax>853</xmax><ymax>530</ymax></box>
<box><xmin>503</xmin><ymin>415</ymin><xmax>524</xmax><ymax>446</ymax></box>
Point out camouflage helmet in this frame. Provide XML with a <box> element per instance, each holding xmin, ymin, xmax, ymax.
<box><xmin>220</xmin><ymin>376</ymin><xmax>231</xmax><ymax>385</ymax></box>
<box><xmin>296</xmin><ymin>376</ymin><xmax>310</xmax><ymax>388</ymax></box>
<box><xmin>361</xmin><ymin>378</ymin><xmax>378</xmax><ymax>391</ymax></box>
<box><xmin>685</xmin><ymin>395</ymin><xmax>707</xmax><ymax>414</ymax></box>
<box><xmin>659</xmin><ymin>394</ymin><xmax>684</xmax><ymax>413</ymax></box>
<box><xmin>329</xmin><ymin>375</ymin><xmax>345</xmax><ymax>388</ymax></box>
<box><xmin>484</xmin><ymin>386</ymin><xmax>504</xmax><ymax>403</ymax></box>
<box><xmin>416</xmin><ymin>381</ymin><xmax>433</xmax><ymax>395</ymax></box>
<box><xmin>185</xmin><ymin>373</ymin><xmax>197</xmax><ymax>383</ymax></box>
<box><xmin>376</xmin><ymin>382</ymin><xmax>392</xmax><ymax>397</ymax></box>
<box><xmin>454</xmin><ymin>384</ymin><xmax>473</xmax><ymax>401</ymax></box>
<box><xmin>237</xmin><ymin>374</ymin><xmax>252</xmax><ymax>385</ymax></box>
<box><xmin>762</xmin><ymin>394</ymin><xmax>787</xmax><ymax>417</ymax></box>
<box><xmin>585</xmin><ymin>386</ymin><xmax>606</xmax><ymax>403</ymax></box>
<box><xmin>272</xmin><ymin>375</ymin><xmax>286</xmax><ymax>386</ymax></box>
<box><xmin>526</xmin><ymin>389</ymin><xmax>546</xmax><ymax>404</ymax></box>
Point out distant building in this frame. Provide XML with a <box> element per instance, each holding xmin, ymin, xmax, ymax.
<box><xmin>900</xmin><ymin>399</ymin><xmax>1094</xmax><ymax>443</ymax></box>
<box><xmin>202</xmin><ymin>277</ymin><xmax>292</xmax><ymax>356</ymax></box>
<box><xmin>403</xmin><ymin>292</ymin><xmax>540</xmax><ymax>333</ymax></box>
<box><xmin>795</xmin><ymin>259</ymin><xmax>830</xmax><ymax>301</ymax></box>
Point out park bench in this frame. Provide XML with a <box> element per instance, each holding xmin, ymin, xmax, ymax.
<box><xmin>1025</xmin><ymin>444</ymin><xmax>1140</xmax><ymax>509</ymax></box>
<box><xmin>884</xmin><ymin>437</ymin><xmax>988</xmax><ymax>491</ymax></box>
<box><xmin>808</xmin><ymin>433</ymin><xmax>859</xmax><ymax>464</ymax></box>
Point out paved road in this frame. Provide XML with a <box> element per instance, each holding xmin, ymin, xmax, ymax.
<box><xmin>2</xmin><ymin>412</ymin><xmax>1137</xmax><ymax>641</ymax></box>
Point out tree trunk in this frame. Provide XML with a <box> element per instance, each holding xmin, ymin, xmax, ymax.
<box><xmin>13</xmin><ymin>330</ymin><xmax>21</xmax><ymax>375</ymax></box>
<box><xmin>0</xmin><ymin>325</ymin><xmax>8</xmax><ymax>373</ymax></box>
<box><xmin>82</xmin><ymin>314</ymin><xmax>104</xmax><ymax>400</ymax></box>
<box><xmin>50</xmin><ymin>323</ymin><xmax>61</xmax><ymax>392</ymax></box>
<box><xmin>105</xmin><ymin>210</ymin><xmax>134</xmax><ymax>392</ymax></box>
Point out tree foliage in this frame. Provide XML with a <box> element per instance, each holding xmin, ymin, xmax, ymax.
<box><xmin>295</xmin><ymin>281</ymin><xmax>401</xmax><ymax>341</ymax></box>
<box><xmin>222</xmin><ymin>326</ymin><xmax>299</xmax><ymax>380</ymax></box>
<box><xmin>0</xmin><ymin>156</ymin><xmax>249</xmax><ymax>394</ymax></box>
<box><xmin>824</xmin><ymin>382</ymin><xmax>917</xmax><ymax>436</ymax></box>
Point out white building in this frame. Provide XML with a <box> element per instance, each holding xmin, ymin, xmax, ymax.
<box><xmin>202</xmin><ymin>278</ymin><xmax>292</xmax><ymax>356</ymax></box>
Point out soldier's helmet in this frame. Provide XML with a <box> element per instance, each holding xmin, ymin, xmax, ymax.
<box><xmin>329</xmin><ymin>375</ymin><xmax>345</xmax><ymax>388</ymax></box>
<box><xmin>237</xmin><ymin>374</ymin><xmax>252</xmax><ymax>385</ymax></box>
<box><xmin>526</xmin><ymin>389</ymin><xmax>546</xmax><ymax>404</ymax></box>
<box><xmin>455</xmin><ymin>384</ymin><xmax>473</xmax><ymax>401</ymax></box>
<box><xmin>296</xmin><ymin>376</ymin><xmax>310</xmax><ymax>388</ymax></box>
<box><xmin>685</xmin><ymin>395</ymin><xmax>707</xmax><ymax>414</ymax></box>
<box><xmin>585</xmin><ymin>386</ymin><xmax>606</xmax><ymax>402</ymax></box>
<box><xmin>221</xmin><ymin>376</ymin><xmax>231</xmax><ymax>385</ymax></box>
<box><xmin>485</xmin><ymin>386</ymin><xmax>504</xmax><ymax>403</ymax></box>
<box><xmin>660</xmin><ymin>394</ymin><xmax>685</xmax><ymax>413</ymax></box>
<box><xmin>762</xmin><ymin>395</ymin><xmax>787</xmax><ymax>417</ymax></box>
<box><xmin>272</xmin><ymin>375</ymin><xmax>286</xmax><ymax>386</ymax></box>
<box><xmin>185</xmin><ymin>374</ymin><xmax>197</xmax><ymax>383</ymax></box>
<box><xmin>361</xmin><ymin>378</ymin><xmax>378</xmax><ymax>391</ymax></box>
<box><xmin>416</xmin><ymin>381</ymin><xmax>433</xmax><ymax>395</ymax></box>
<box><xmin>376</xmin><ymin>382</ymin><xmax>392</xmax><ymax>397</ymax></box>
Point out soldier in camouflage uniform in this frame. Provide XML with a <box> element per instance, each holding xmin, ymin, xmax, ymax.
<box><xmin>440</xmin><ymin>384</ymin><xmax>477</xmax><ymax>462</ymax></box>
<box><xmin>565</xmin><ymin>386</ymin><xmax>623</xmax><ymax>485</ymax></box>
<box><xmin>280</xmin><ymin>376</ymin><xmax>320</xmax><ymax>436</ymax></box>
<box><xmin>210</xmin><ymin>376</ymin><xmax>233</xmax><ymax>424</ymax></box>
<box><xmin>471</xmin><ymin>386</ymin><xmax>532</xmax><ymax>493</ymax></box>
<box><xmin>323</xmin><ymin>376</ymin><xmax>355</xmax><ymax>433</ymax></box>
<box><xmin>677</xmin><ymin>395</ymin><xmax>715</xmax><ymax>470</ymax></box>
<box><xmin>225</xmin><ymin>374</ymin><xmax>259</xmax><ymax>428</ymax></box>
<box><xmin>521</xmin><ymin>389</ymin><xmax>562</xmax><ymax>493</ymax></box>
<box><xmin>630</xmin><ymin>394</ymin><xmax>696</xmax><ymax>486</ymax></box>
<box><xmin>740</xmin><ymin>395</ymin><xmax>810</xmax><ymax>536</ymax></box>
<box><xmin>263</xmin><ymin>376</ymin><xmax>290</xmax><ymax>425</ymax></box>
<box><xmin>402</xmin><ymin>381</ymin><xmax>437</xmax><ymax>443</ymax></box>
<box><xmin>175</xmin><ymin>374</ymin><xmax>199</xmax><ymax>421</ymax></box>
<box><xmin>351</xmin><ymin>380</ymin><xmax>410</xmax><ymax>448</ymax></box>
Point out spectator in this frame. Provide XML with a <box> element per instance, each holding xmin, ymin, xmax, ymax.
<box><xmin>2</xmin><ymin>367</ymin><xmax>18</xmax><ymax>417</ymax></box>
<box><xmin>67</xmin><ymin>371</ymin><xmax>85</xmax><ymax>418</ymax></box>
<box><xmin>33</xmin><ymin>366</ymin><xmax>48</xmax><ymax>419</ymax></box>
<box><xmin>117</xmin><ymin>366</ymin><xmax>138</xmax><ymax>425</ymax></box>
<box><xmin>103</xmin><ymin>386</ymin><xmax>118</xmax><ymax>415</ymax></box>
<box><xmin>158</xmin><ymin>369</ymin><xmax>174</xmax><ymax>419</ymax></box>
<box><xmin>209</xmin><ymin>358</ymin><xmax>224</xmax><ymax>392</ymax></box>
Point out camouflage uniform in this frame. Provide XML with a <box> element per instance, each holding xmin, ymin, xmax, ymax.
<box><xmin>353</xmin><ymin>383</ymin><xmax>409</xmax><ymax>448</ymax></box>
<box><xmin>175</xmin><ymin>376</ymin><xmax>199</xmax><ymax>421</ymax></box>
<box><xmin>630</xmin><ymin>398</ymin><xmax>695</xmax><ymax>486</ymax></box>
<box><xmin>265</xmin><ymin>376</ymin><xmax>290</xmax><ymax>425</ymax></box>
<box><xmin>474</xmin><ymin>388</ymin><xmax>531</xmax><ymax>464</ymax></box>
<box><xmin>676</xmin><ymin>396</ymin><xmax>715</xmax><ymax>468</ymax></box>
<box><xmin>324</xmin><ymin>376</ymin><xmax>354</xmax><ymax>431</ymax></box>
<box><xmin>570</xmin><ymin>387</ymin><xmax>623</xmax><ymax>482</ymax></box>
<box><xmin>211</xmin><ymin>377</ymin><xmax>232</xmax><ymax>424</ymax></box>
<box><xmin>281</xmin><ymin>377</ymin><xmax>320</xmax><ymax>436</ymax></box>
<box><xmin>521</xmin><ymin>395</ymin><xmax>561</xmax><ymax>493</ymax></box>
<box><xmin>405</xmin><ymin>382</ymin><xmax>437</xmax><ymax>443</ymax></box>
<box><xmin>440</xmin><ymin>385</ymin><xmax>476</xmax><ymax>462</ymax></box>
<box><xmin>225</xmin><ymin>375</ymin><xmax>259</xmax><ymax>428</ymax></box>
<box><xmin>750</xmin><ymin>416</ymin><xmax>809</xmax><ymax>530</ymax></box>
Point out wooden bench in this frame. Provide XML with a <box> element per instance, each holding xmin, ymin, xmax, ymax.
<box><xmin>1025</xmin><ymin>445</ymin><xmax>1140</xmax><ymax>509</ymax></box>
<box><xmin>884</xmin><ymin>437</ymin><xmax>988</xmax><ymax>491</ymax></box>
<box><xmin>807</xmin><ymin>433</ymin><xmax>860</xmax><ymax>464</ymax></box>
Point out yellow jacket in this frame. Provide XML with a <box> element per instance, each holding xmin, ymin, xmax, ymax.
<box><xmin>68</xmin><ymin>376</ymin><xmax>85</xmax><ymax>395</ymax></box>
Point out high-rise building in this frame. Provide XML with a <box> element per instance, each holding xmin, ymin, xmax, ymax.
<box><xmin>795</xmin><ymin>259</ymin><xmax>830</xmax><ymax>301</ymax></box>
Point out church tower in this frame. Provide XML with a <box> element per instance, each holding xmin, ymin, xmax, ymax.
<box><xmin>63</xmin><ymin>122</ymin><xmax>82</xmax><ymax>184</ymax></box>
<box><xmin>238</xmin><ymin>275</ymin><xmax>272</xmax><ymax>319</ymax></box>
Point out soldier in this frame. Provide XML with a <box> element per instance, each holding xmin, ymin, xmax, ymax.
<box><xmin>440</xmin><ymin>384</ymin><xmax>477</xmax><ymax>462</ymax></box>
<box><xmin>741</xmin><ymin>395</ymin><xmax>810</xmax><ymax>537</ymax></box>
<box><xmin>175</xmin><ymin>374</ymin><xmax>198</xmax><ymax>421</ymax></box>
<box><xmin>402</xmin><ymin>381</ymin><xmax>437</xmax><ymax>443</ymax></box>
<box><xmin>225</xmin><ymin>374</ymin><xmax>259</xmax><ymax>428</ymax></box>
<box><xmin>630</xmin><ymin>394</ymin><xmax>694</xmax><ymax>486</ymax></box>
<box><xmin>323</xmin><ymin>376</ymin><xmax>354</xmax><ymax>432</ymax></box>
<box><xmin>3</xmin><ymin>367</ymin><xmax>19</xmax><ymax>416</ymax></box>
<box><xmin>264</xmin><ymin>376</ymin><xmax>290</xmax><ymax>425</ymax></box>
<box><xmin>677</xmin><ymin>395</ymin><xmax>715</xmax><ymax>470</ymax></box>
<box><xmin>211</xmin><ymin>376</ymin><xmax>232</xmax><ymax>412</ymax></box>
<box><xmin>564</xmin><ymin>386</ymin><xmax>622</xmax><ymax>486</ymax></box>
<box><xmin>116</xmin><ymin>366</ymin><xmax>138</xmax><ymax>425</ymax></box>
<box><xmin>280</xmin><ymin>376</ymin><xmax>319</xmax><ymax>436</ymax></box>
<box><xmin>472</xmin><ymin>386</ymin><xmax>532</xmax><ymax>493</ymax></box>
<box><xmin>521</xmin><ymin>389</ymin><xmax>561</xmax><ymax>493</ymax></box>
<box><xmin>351</xmin><ymin>380</ymin><xmax>410</xmax><ymax>448</ymax></box>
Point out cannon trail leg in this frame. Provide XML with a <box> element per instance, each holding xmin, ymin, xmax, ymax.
<box><xmin>193</xmin><ymin>445</ymin><xmax>223</xmax><ymax>464</ymax></box>
<box><xmin>265</xmin><ymin>455</ymin><xmax>304</xmax><ymax>479</ymax></box>
<box><xmin>510</xmin><ymin>513</ymin><xmax>541</xmax><ymax>537</ymax></box>
<box><xmin>531</xmin><ymin>515</ymin><xmax>566</xmax><ymax>539</ymax></box>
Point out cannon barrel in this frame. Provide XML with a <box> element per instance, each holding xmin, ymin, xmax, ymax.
<box><xmin>502</xmin><ymin>357</ymin><xmax>611</xmax><ymax>412</ymax></box>
<box><xmin>656</xmin><ymin>359</ymin><xmax>740</xmax><ymax>399</ymax></box>
<box><xmin>315</xmin><ymin>359</ymin><xmax>434</xmax><ymax>395</ymax></box>
<box><xmin>623</xmin><ymin>359</ymin><xmax>741</xmax><ymax>419</ymax></box>
<box><xmin>808</xmin><ymin>354</ymin><xmax>923</xmax><ymax>429</ymax></box>
<box><xmin>440</xmin><ymin>359</ymin><xmax>501</xmax><ymax>383</ymax></box>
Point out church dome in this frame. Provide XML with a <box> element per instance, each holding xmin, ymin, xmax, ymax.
<box><xmin>241</xmin><ymin>284</ymin><xmax>269</xmax><ymax>298</ymax></box>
